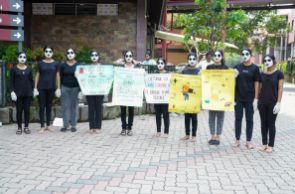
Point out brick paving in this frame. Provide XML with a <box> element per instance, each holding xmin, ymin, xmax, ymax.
<box><xmin>0</xmin><ymin>85</ymin><xmax>295</xmax><ymax>194</ymax></box>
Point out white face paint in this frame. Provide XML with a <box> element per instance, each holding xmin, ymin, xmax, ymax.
<box><xmin>18</xmin><ymin>53</ymin><xmax>27</xmax><ymax>64</ymax></box>
<box><xmin>264</xmin><ymin>56</ymin><xmax>274</xmax><ymax>68</ymax></box>
<box><xmin>67</xmin><ymin>49</ymin><xmax>76</xmax><ymax>60</ymax></box>
<box><xmin>241</xmin><ymin>50</ymin><xmax>251</xmax><ymax>62</ymax></box>
<box><xmin>124</xmin><ymin>51</ymin><xmax>133</xmax><ymax>63</ymax></box>
<box><xmin>157</xmin><ymin>60</ymin><xmax>165</xmax><ymax>70</ymax></box>
<box><xmin>188</xmin><ymin>55</ymin><xmax>197</xmax><ymax>67</ymax></box>
<box><xmin>44</xmin><ymin>48</ymin><xmax>53</xmax><ymax>59</ymax></box>
<box><xmin>90</xmin><ymin>52</ymin><xmax>99</xmax><ymax>63</ymax></box>
<box><xmin>213</xmin><ymin>51</ymin><xmax>223</xmax><ymax>63</ymax></box>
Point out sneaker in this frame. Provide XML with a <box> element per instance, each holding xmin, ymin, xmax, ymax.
<box><xmin>127</xmin><ymin>130</ymin><xmax>133</xmax><ymax>136</ymax></box>
<box><xmin>71</xmin><ymin>128</ymin><xmax>77</xmax><ymax>132</ymax></box>
<box><xmin>208</xmin><ymin>139</ymin><xmax>214</xmax><ymax>145</ymax></box>
<box><xmin>38</xmin><ymin>127</ymin><xmax>45</xmax><ymax>134</ymax></box>
<box><xmin>60</xmin><ymin>128</ymin><xmax>67</xmax><ymax>132</ymax></box>
<box><xmin>213</xmin><ymin>140</ymin><xmax>220</xmax><ymax>145</ymax></box>
<box><xmin>24</xmin><ymin>127</ymin><xmax>31</xmax><ymax>134</ymax></box>
<box><xmin>120</xmin><ymin>129</ymin><xmax>127</xmax><ymax>136</ymax></box>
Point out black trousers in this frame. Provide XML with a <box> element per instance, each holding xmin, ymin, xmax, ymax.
<box><xmin>234</xmin><ymin>101</ymin><xmax>254</xmax><ymax>141</ymax></box>
<box><xmin>38</xmin><ymin>89</ymin><xmax>55</xmax><ymax>127</ymax></box>
<box><xmin>16</xmin><ymin>96</ymin><xmax>31</xmax><ymax>128</ymax></box>
<box><xmin>86</xmin><ymin>95</ymin><xmax>104</xmax><ymax>129</ymax></box>
<box><xmin>184</xmin><ymin>113</ymin><xmax>198</xmax><ymax>137</ymax></box>
<box><xmin>154</xmin><ymin>104</ymin><xmax>169</xmax><ymax>134</ymax></box>
<box><xmin>120</xmin><ymin>106</ymin><xmax>134</xmax><ymax>130</ymax></box>
<box><xmin>258</xmin><ymin>103</ymin><xmax>277</xmax><ymax>147</ymax></box>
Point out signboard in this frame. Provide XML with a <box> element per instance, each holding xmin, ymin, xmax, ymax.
<box><xmin>0</xmin><ymin>0</ymin><xmax>24</xmax><ymax>12</ymax></box>
<box><xmin>75</xmin><ymin>65</ymin><xmax>114</xmax><ymax>96</ymax></box>
<box><xmin>0</xmin><ymin>14</ymin><xmax>24</xmax><ymax>27</ymax></box>
<box><xmin>97</xmin><ymin>4</ymin><xmax>118</xmax><ymax>16</ymax></box>
<box><xmin>0</xmin><ymin>29</ymin><xmax>24</xmax><ymax>41</ymax></box>
<box><xmin>32</xmin><ymin>3</ymin><xmax>53</xmax><ymax>15</ymax></box>
<box><xmin>201</xmin><ymin>70</ymin><xmax>235</xmax><ymax>111</ymax></box>
<box><xmin>168</xmin><ymin>74</ymin><xmax>201</xmax><ymax>113</ymax></box>
<box><xmin>112</xmin><ymin>67</ymin><xmax>145</xmax><ymax>107</ymax></box>
<box><xmin>144</xmin><ymin>74</ymin><xmax>171</xmax><ymax>104</ymax></box>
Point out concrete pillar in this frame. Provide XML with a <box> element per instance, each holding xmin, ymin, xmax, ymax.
<box><xmin>136</xmin><ymin>0</ymin><xmax>147</xmax><ymax>61</ymax></box>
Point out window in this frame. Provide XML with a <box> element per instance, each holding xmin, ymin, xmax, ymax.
<box><xmin>77</xmin><ymin>4</ymin><xmax>97</xmax><ymax>16</ymax></box>
<box><xmin>55</xmin><ymin>4</ymin><xmax>75</xmax><ymax>15</ymax></box>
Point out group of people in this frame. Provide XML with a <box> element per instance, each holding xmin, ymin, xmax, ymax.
<box><xmin>10</xmin><ymin>47</ymin><xmax>284</xmax><ymax>153</ymax></box>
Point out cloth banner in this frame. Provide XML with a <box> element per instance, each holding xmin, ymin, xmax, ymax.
<box><xmin>201</xmin><ymin>69</ymin><xmax>235</xmax><ymax>111</ymax></box>
<box><xmin>76</xmin><ymin>65</ymin><xmax>114</xmax><ymax>95</ymax></box>
<box><xmin>168</xmin><ymin>74</ymin><xmax>201</xmax><ymax>113</ymax></box>
<box><xmin>144</xmin><ymin>74</ymin><xmax>171</xmax><ymax>104</ymax></box>
<box><xmin>112</xmin><ymin>67</ymin><xmax>145</xmax><ymax>107</ymax></box>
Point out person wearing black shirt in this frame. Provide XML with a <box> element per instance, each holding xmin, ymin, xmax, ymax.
<box><xmin>114</xmin><ymin>50</ymin><xmax>141</xmax><ymax>136</ymax></box>
<box><xmin>234</xmin><ymin>49</ymin><xmax>261</xmax><ymax>149</ymax></box>
<box><xmin>180</xmin><ymin>53</ymin><xmax>200</xmax><ymax>142</ymax></box>
<box><xmin>10</xmin><ymin>52</ymin><xmax>34</xmax><ymax>135</ymax></box>
<box><xmin>207</xmin><ymin>50</ymin><xmax>229</xmax><ymax>146</ymax></box>
<box><xmin>85</xmin><ymin>50</ymin><xmax>104</xmax><ymax>134</ymax></box>
<box><xmin>34</xmin><ymin>46</ymin><xmax>60</xmax><ymax>133</ymax></box>
<box><xmin>153</xmin><ymin>58</ymin><xmax>170</xmax><ymax>138</ymax></box>
<box><xmin>59</xmin><ymin>48</ymin><xmax>82</xmax><ymax>132</ymax></box>
<box><xmin>258</xmin><ymin>55</ymin><xmax>284</xmax><ymax>153</ymax></box>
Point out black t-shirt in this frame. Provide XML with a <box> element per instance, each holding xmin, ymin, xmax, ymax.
<box><xmin>37</xmin><ymin>60</ymin><xmax>59</xmax><ymax>90</ymax></box>
<box><xmin>206</xmin><ymin>64</ymin><xmax>229</xmax><ymax>70</ymax></box>
<box><xmin>60</xmin><ymin>62</ymin><xmax>79</xmax><ymax>88</ymax></box>
<box><xmin>10</xmin><ymin>66</ymin><xmax>34</xmax><ymax>97</ymax></box>
<box><xmin>259</xmin><ymin>70</ymin><xmax>284</xmax><ymax>104</ymax></box>
<box><xmin>234</xmin><ymin>63</ymin><xmax>261</xmax><ymax>102</ymax></box>
<box><xmin>182</xmin><ymin>67</ymin><xmax>200</xmax><ymax>75</ymax></box>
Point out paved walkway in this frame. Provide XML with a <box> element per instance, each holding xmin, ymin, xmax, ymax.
<box><xmin>0</xmin><ymin>85</ymin><xmax>295</xmax><ymax>194</ymax></box>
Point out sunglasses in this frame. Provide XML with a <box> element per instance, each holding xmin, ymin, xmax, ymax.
<box><xmin>67</xmin><ymin>51</ymin><xmax>75</xmax><ymax>54</ymax></box>
<box><xmin>264</xmin><ymin>59</ymin><xmax>272</xmax><ymax>63</ymax></box>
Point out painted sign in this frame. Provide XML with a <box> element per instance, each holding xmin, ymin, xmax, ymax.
<box><xmin>0</xmin><ymin>0</ymin><xmax>24</xmax><ymax>12</ymax></box>
<box><xmin>0</xmin><ymin>29</ymin><xmax>24</xmax><ymax>41</ymax></box>
<box><xmin>0</xmin><ymin>14</ymin><xmax>24</xmax><ymax>27</ymax></box>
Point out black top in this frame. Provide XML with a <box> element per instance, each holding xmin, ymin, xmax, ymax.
<box><xmin>10</xmin><ymin>66</ymin><xmax>34</xmax><ymax>97</ymax></box>
<box><xmin>206</xmin><ymin>64</ymin><xmax>229</xmax><ymax>70</ymax></box>
<box><xmin>259</xmin><ymin>70</ymin><xmax>284</xmax><ymax>104</ymax></box>
<box><xmin>234</xmin><ymin>63</ymin><xmax>261</xmax><ymax>102</ymax></box>
<box><xmin>37</xmin><ymin>60</ymin><xmax>59</xmax><ymax>90</ymax></box>
<box><xmin>182</xmin><ymin>67</ymin><xmax>200</xmax><ymax>75</ymax></box>
<box><xmin>60</xmin><ymin>62</ymin><xmax>79</xmax><ymax>88</ymax></box>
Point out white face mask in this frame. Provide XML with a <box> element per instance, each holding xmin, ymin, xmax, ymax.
<box><xmin>241</xmin><ymin>50</ymin><xmax>251</xmax><ymax>62</ymax></box>
<box><xmin>188</xmin><ymin>55</ymin><xmax>197</xmax><ymax>67</ymax></box>
<box><xmin>18</xmin><ymin>53</ymin><xmax>27</xmax><ymax>64</ymax></box>
<box><xmin>90</xmin><ymin>52</ymin><xmax>99</xmax><ymax>63</ymax></box>
<box><xmin>124</xmin><ymin>51</ymin><xmax>133</xmax><ymax>63</ymax></box>
<box><xmin>213</xmin><ymin>51</ymin><xmax>222</xmax><ymax>63</ymax></box>
<box><xmin>157</xmin><ymin>60</ymin><xmax>165</xmax><ymax>70</ymax></box>
<box><xmin>44</xmin><ymin>48</ymin><xmax>53</xmax><ymax>59</ymax></box>
<box><xmin>67</xmin><ymin>49</ymin><xmax>76</xmax><ymax>60</ymax></box>
<box><xmin>264</xmin><ymin>56</ymin><xmax>274</xmax><ymax>68</ymax></box>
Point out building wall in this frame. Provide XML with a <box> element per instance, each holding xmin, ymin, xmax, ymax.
<box><xmin>30</xmin><ymin>2</ymin><xmax>137</xmax><ymax>62</ymax></box>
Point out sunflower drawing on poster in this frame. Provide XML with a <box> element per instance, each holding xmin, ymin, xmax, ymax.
<box><xmin>168</xmin><ymin>74</ymin><xmax>201</xmax><ymax>113</ymax></box>
<box><xmin>201</xmin><ymin>70</ymin><xmax>235</xmax><ymax>111</ymax></box>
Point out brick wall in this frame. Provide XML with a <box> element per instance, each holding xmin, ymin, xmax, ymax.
<box><xmin>30</xmin><ymin>2</ymin><xmax>137</xmax><ymax>62</ymax></box>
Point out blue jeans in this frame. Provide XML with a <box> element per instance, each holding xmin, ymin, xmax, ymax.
<box><xmin>235</xmin><ymin>101</ymin><xmax>254</xmax><ymax>141</ymax></box>
<box><xmin>61</xmin><ymin>86</ymin><xmax>79</xmax><ymax>129</ymax></box>
<box><xmin>209</xmin><ymin>111</ymin><xmax>225</xmax><ymax>135</ymax></box>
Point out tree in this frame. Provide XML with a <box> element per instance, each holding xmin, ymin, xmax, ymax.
<box><xmin>175</xmin><ymin>0</ymin><xmax>290</xmax><ymax>55</ymax></box>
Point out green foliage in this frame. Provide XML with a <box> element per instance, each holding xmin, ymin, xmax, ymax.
<box><xmin>76</xmin><ymin>47</ymin><xmax>92</xmax><ymax>64</ymax></box>
<box><xmin>175</xmin><ymin>1</ymin><xmax>290</xmax><ymax>55</ymax></box>
<box><xmin>2</xmin><ymin>44</ymin><xmax>32</xmax><ymax>62</ymax></box>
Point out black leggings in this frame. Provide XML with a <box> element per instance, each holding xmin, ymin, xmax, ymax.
<box><xmin>38</xmin><ymin>89</ymin><xmax>55</xmax><ymax>127</ymax></box>
<box><xmin>120</xmin><ymin>106</ymin><xmax>134</xmax><ymax>130</ymax></box>
<box><xmin>184</xmin><ymin>113</ymin><xmax>198</xmax><ymax>137</ymax></box>
<box><xmin>16</xmin><ymin>96</ymin><xmax>31</xmax><ymax>128</ymax></box>
<box><xmin>258</xmin><ymin>103</ymin><xmax>277</xmax><ymax>147</ymax></box>
<box><xmin>86</xmin><ymin>95</ymin><xmax>104</xmax><ymax>129</ymax></box>
<box><xmin>154</xmin><ymin>104</ymin><xmax>169</xmax><ymax>134</ymax></box>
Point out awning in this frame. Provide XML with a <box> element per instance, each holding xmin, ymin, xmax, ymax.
<box><xmin>155</xmin><ymin>31</ymin><xmax>239</xmax><ymax>49</ymax></box>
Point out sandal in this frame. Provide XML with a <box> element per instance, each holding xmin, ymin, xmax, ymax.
<box><xmin>265</xmin><ymin>147</ymin><xmax>273</xmax><ymax>153</ymax></box>
<box><xmin>93</xmin><ymin>129</ymin><xmax>100</xmax><ymax>134</ymax></box>
<box><xmin>180</xmin><ymin>136</ymin><xmax>190</xmax><ymax>141</ymax></box>
<box><xmin>127</xmin><ymin>130</ymin><xmax>133</xmax><ymax>136</ymax></box>
<box><xmin>38</xmin><ymin>128</ymin><xmax>45</xmax><ymax>134</ymax></box>
<box><xmin>190</xmin><ymin>137</ymin><xmax>197</xmax><ymax>142</ymax></box>
<box><xmin>24</xmin><ymin>127</ymin><xmax>31</xmax><ymax>134</ymax></box>
<box><xmin>120</xmin><ymin>129</ymin><xmax>127</xmax><ymax>136</ymax></box>
<box><xmin>233</xmin><ymin>141</ymin><xmax>240</xmax><ymax>147</ymax></box>
<box><xmin>245</xmin><ymin>142</ymin><xmax>254</xmax><ymax>149</ymax></box>
<box><xmin>16</xmin><ymin>127</ymin><xmax>22</xmax><ymax>135</ymax></box>
<box><xmin>259</xmin><ymin>145</ymin><xmax>267</xmax><ymax>152</ymax></box>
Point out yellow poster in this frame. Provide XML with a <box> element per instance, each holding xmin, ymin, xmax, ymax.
<box><xmin>201</xmin><ymin>70</ymin><xmax>235</xmax><ymax>111</ymax></box>
<box><xmin>168</xmin><ymin>74</ymin><xmax>201</xmax><ymax>113</ymax></box>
